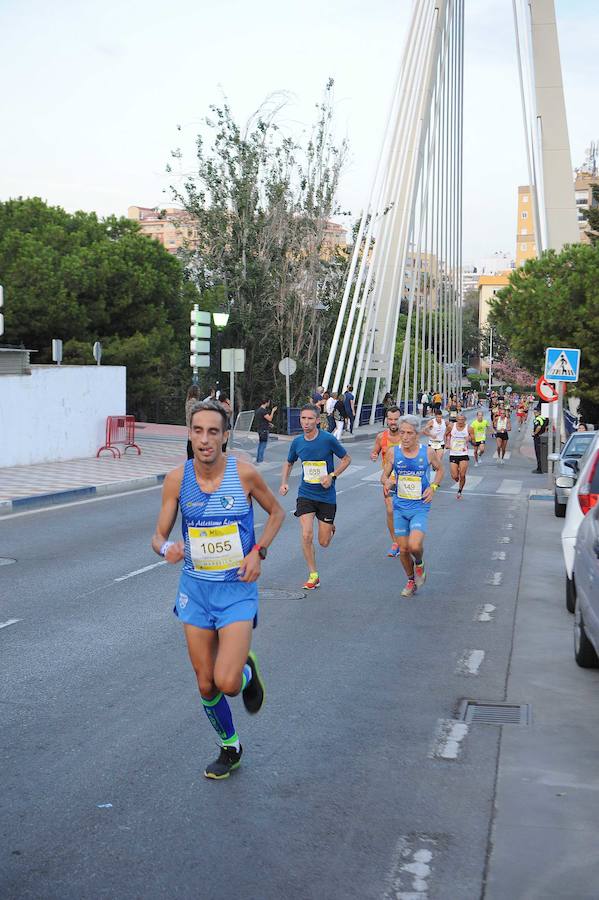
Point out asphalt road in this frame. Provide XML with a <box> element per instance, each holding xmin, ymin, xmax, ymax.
<box><xmin>1</xmin><ymin>423</ymin><xmax>540</xmax><ymax>899</ymax></box>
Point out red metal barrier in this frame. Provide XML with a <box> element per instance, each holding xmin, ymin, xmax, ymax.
<box><xmin>97</xmin><ymin>416</ymin><xmax>141</xmax><ymax>458</ymax></box>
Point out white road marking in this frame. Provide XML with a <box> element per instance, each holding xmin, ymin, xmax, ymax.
<box><xmin>497</xmin><ymin>536</ymin><xmax>511</xmax><ymax>544</ymax></box>
<box><xmin>0</xmin><ymin>618</ymin><xmax>20</xmax><ymax>630</ymax></box>
<box><xmin>362</xmin><ymin>470</ymin><xmax>384</xmax><ymax>482</ymax></box>
<box><xmin>492</xmin><ymin>551</ymin><xmax>506</xmax><ymax>560</ymax></box>
<box><xmin>384</xmin><ymin>836</ymin><xmax>436</xmax><ymax>900</ymax></box>
<box><xmin>492</xmin><ymin>450</ymin><xmax>511</xmax><ymax>460</ymax></box>
<box><xmin>430</xmin><ymin>719</ymin><xmax>469</xmax><ymax>760</ymax></box>
<box><xmin>456</xmin><ymin>649</ymin><xmax>485</xmax><ymax>675</ymax></box>
<box><xmin>486</xmin><ymin>571</ymin><xmax>503</xmax><ymax>585</ymax></box>
<box><xmin>449</xmin><ymin>475</ymin><xmax>483</xmax><ymax>491</ymax></box>
<box><xmin>475</xmin><ymin>603</ymin><xmax>496</xmax><ymax>622</ymax></box>
<box><xmin>114</xmin><ymin>561</ymin><xmax>167</xmax><ymax>582</ymax></box>
<box><xmin>504</xmin><ymin>522</ymin><xmax>514</xmax><ymax>529</ymax></box>
<box><xmin>497</xmin><ymin>479</ymin><xmax>522</xmax><ymax>495</ymax></box>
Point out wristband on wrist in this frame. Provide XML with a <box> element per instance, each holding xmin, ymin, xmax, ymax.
<box><xmin>431</xmin><ymin>483</ymin><xmax>439</xmax><ymax>492</ymax></box>
<box><xmin>160</xmin><ymin>541</ymin><xmax>174</xmax><ymax>557</ymax></box>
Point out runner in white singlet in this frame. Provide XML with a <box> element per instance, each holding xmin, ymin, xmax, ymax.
<box><xmin>445</xmin><ymin>413</ymin><xmax>474</xmax><ymax>500</ymax></box>
<box><xmin>423</xmin><ymin>411</ymin><xmax>446</xmax><ymax>465</ymax></box>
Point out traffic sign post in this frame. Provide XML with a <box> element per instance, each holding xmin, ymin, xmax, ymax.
<box><xmin>190</xmin><ymin>304</ymin><xmax>211</xmax><ymax>384</ymax></box>
<box><xmin>221</xmin><ymin>348</ymin><xmax>245</xmax><ymax>430</ymax></box>
<box><xmin>544</xmin><ymin>347</ymin><xmax>581</xmax><ymax>383</ymax></box>
<box><xmin>278</xmin><ymin>357</ymin><xmax>297</xmax><ymax>426</ymax></box>
<box><xmin>543</xmin><ymin>347</ymin><xmax>581</xmax><ymax>485</ymax></box>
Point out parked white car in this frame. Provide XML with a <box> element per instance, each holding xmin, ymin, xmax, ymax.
<box><xmin>573</xmin><ymin>501</ymin><xmax>599</xmax><ymax>668</ymax></box>
<box><xmin>549</xmin><ymin>430</ymin><xmax>595</xmax><ymax>517</ymax></box>
<box><xmin>557</xmin><ymin>432</ymin><xmax>599</xmax><ymax>612</ymax></box>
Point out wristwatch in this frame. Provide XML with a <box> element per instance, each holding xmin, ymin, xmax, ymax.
<box><xmin>331</xmin><ymin>474</ymin><xmax>337</xmax><ymax>481</ymax></box>
<box><xmin>253</xmin><ymin>544</ymin><xmax>267</xmax><ymax>560</ymax></box>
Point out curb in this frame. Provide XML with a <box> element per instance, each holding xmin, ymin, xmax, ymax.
<box><xmin>0</xmin><ymin>474</ymin><xmax>166</xmax><ymax>516</ymax></box>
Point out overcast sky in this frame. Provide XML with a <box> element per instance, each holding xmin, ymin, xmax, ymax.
<box><xmin>0</xmin><ymin>0</ymin><xmax>596</xmax><ymax>264</ymax></box>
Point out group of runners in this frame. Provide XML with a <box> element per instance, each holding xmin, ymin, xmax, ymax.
<box><xmin>151</xmin><ymin>393</ymin><xmax>532</xmax><ymax>779</ymax></box>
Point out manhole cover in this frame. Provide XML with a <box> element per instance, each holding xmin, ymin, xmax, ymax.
<box><xmin>260</xmin><ymin>589</ymin><xmax>306</xmax><ymax>601</ymax></box>
<box><xmin>458</xmin><ymin>700</ymin><xmax>531</xmax><ymax>726</ymax></box>
<box><xmin>0</xmin><ymin>558</ymin><xmax>16</xmax><ymax>567</ymax></box>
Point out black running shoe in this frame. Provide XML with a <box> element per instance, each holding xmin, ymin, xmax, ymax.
<box><xmin>242</xmin><ymin>651</ymin><xmax>265</xmax><ymax>715</ymax></box>
<box><xmin>204</xmin><ymin>744</ymin><xmax>243</xmax><ymax>780</ymax></box>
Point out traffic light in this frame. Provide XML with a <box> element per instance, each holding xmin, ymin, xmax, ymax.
<box><xmin>190</xmin><ymin>304</ymin><xmax>211</xmax><ymax>370</ymax></box>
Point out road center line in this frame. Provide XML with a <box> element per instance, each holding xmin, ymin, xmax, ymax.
<box><xmin>114</xmin><ymin>561</ymin><xmax>167</xmax><ymax>582</ymax></box>
<box><xmin>0</xmin><ymin>618</ymin><xmax>20</xmax><ymax>630</ymax></box>
<box><xmin>430</xmin><ymin>719</ymin><xmax>469</xmax><ymax>760</ymax></box>
<box><xmin>475</xmin><ymin>604</ymin><xmax>496</xmax><ymax>622</ymax></box>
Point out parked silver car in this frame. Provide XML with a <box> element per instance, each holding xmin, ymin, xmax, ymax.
<box><xmin>550</xmin><ymin>431</ymin><xmax>595</xmax><ymax>517</ymax></box>
<box><xmin>573</xmin><ymin>500</ymin><xmax>599</xmax><ymax>668</ymax></box>
<box><xmin>557</xmin><ymin>432</ymin><xmax>599</xmax><ymax>612</ymax></box>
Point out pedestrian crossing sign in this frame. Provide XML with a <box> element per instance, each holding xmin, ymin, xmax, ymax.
<box><xmin>544</xmin><ymin>347</ymin><xmax>581</xmax><ymax>383</ymax></box>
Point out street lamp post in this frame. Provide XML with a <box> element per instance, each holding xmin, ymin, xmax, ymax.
<box><xmin>212</xmin><ymin>311</ymin><xmax>230</xmax><ymax>395</ymax></box>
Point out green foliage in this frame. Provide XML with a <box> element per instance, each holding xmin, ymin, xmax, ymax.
<box><xmin>581</xmin><ymin>184</ymin><xmax>599</xmax><ymax>244</ymax></box>
<box><xmin>0</xmin><ymin>197</ymin><xmax>196</xmax><ymax>417</ymax></box>
<box><xmin>169</xmin><ymin>81</ymin><xmax>349</xmax><ymax>408</ymax></box>
<box><xmin>489</xmin><ymin>242</ymin><xmax>599</xmax><ymax>413</ymax></box>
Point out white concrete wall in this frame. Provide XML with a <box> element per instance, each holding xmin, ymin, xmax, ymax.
<box><xmin>0</xmin><ymin>366</ymin><xmax>126</xmax><ymax>467</ymax></box>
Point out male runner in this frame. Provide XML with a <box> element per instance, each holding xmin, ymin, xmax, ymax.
<box><xmin>445</xmin><ymin>412</ymin><xmax>474</xmax><ymax>499</ymax></box>
<box><xmin>152</xmin><ymin>401</ymin><xmax>285</xmax><ymax>780</ymax></box>
<box><xmin>423</xmin><ymin>409</ymin><xmax>447</xmax><ymax>465</ymax></box>
<box><xmin>370</xmin><ymin>406</ymin><xmax>402</xmax><ymax>556</ymax></box>
<box><xmin>381</xmin><ymin>414</ymin><xmax>444</xmax><ymax>597</ymax></box>
<box><xmin>471</xmin><ymin>410</ymin><xmax>490</xmax><ymax>466</ymax></box>
<box><xmin>280</xmin><ymin>404</ymin><xmax>351</xmax><ymax>589</ymax></box>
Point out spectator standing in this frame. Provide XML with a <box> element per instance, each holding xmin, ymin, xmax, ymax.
<box><xmin>254</xmin><ymin>400</ymin><xmax>278</xmax><ymax>463</ymax></box>
<box><xmin>344</xmin><ymin>384</ymin><xmax>356</xmax><ymax>433</ymax></box>
<box><xmin>203</xmin><ymin>386</ymin><xmax>217</xmax><ymax>402</ymax></box>
<box><xmin>333</xmin><ymin>394</ymin><xmax>346</xmax><ymax>440</ymax></box>
<box><xmin>320</xmin><ymin>391</ymin><xmax>330</xmax><ymax>431</ymax></box>
<box><xmin>382</xmin><ymin>392</ymin><xmax>393</xmax><ymax>426</ymax></box>
<box><xmin>185</xmin><ymin>384</ymin><xmax>202</xmax><ymax>460</ymax></box>
<box><xmin>421</xmin><ymin>390</ymin><xmax>430</xmax><ymax>418</ymax></box>
<box><xmin>326</xmin><ymin>392</ymin><xmax>338</xmax><ymax>433</ymax></box>
<box><xmin>532</xmin><ymin>406</ymin><xmax>548</xmax><ymax>473</ymax></box>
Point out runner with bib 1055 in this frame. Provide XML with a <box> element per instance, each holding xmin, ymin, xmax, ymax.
<box><xmin>151</xmin><ymin>401</ymin><xmax>285</xmax><ymax>780</ymax></box>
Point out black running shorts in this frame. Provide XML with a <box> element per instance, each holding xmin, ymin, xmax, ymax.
<box><xmin>496</xmin><ymin>431</ymin><xmax>509</xmax><ymax>441</ymax></box>
<box><xmin>449</xmin><ymin>454</ymin><xmax>469</xmax><ymax>465</ymax></box>
<box><xmin>294</xmin><ymin>497</ymin><xmax>337</xmax><ymax>523</ymax></box>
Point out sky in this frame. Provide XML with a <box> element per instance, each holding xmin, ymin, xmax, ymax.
<box><xmin>0</xmin><ymin>0</ymin><xmax>597</xmax><ymax>265</ymax></box>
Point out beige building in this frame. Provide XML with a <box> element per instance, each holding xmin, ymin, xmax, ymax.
<box><xmin>478</xmin><ymin>273</ymin><xmax>511</xmax><ymax>332</ymax></box>
<box><xmin>128</xmin><ymin>206</ymin><xmax>199</xmax><ymax>253</ymax></box>
<box><xmin>516</xmin><ymin>186</ymin><xmax>537</xmax><ymax>266</ymax></box>
<box><xmin>129</xmin><ymin>205</ymin><xmax>347</xmax><ymax>257</ymax></box>
<box><xmin>574</xmin><ymin>170</ymin><xmax>597</xmax><ymax>244</ymax></box>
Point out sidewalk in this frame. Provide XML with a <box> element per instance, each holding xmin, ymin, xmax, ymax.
<box><xmin>484</xmin><ymin>499</ymin><xmax>599</xmax><ymax>898</ymax></box>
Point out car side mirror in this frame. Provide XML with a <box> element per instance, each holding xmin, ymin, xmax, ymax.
<box><xmin>555</xmin><ymin>475</ymin><xmax>575</xmax><ymax>489</ymax></box>
<box><xmin>548</xmin><ymin>453</ymin><xmax>560</xmax><ymax>462</ymax></box>
<box><xmin>563</xmin><ymin>459</ymin><xmax>579</xmax><ymax>472</ymax></box>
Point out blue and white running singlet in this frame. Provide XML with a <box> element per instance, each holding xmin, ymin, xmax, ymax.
<box><xmin>392</xmin><ymin>444</ymin><xmax>431</xmax><ymax>511</ymax></box>
<box><xmin>180</xmin><ymin>456</ymin><xmax>255</xmax><ymax>582</ymax></box>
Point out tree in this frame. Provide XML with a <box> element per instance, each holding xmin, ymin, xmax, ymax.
<box><xmin>0</xmin><ymin>197</ymin><xmax>197</xmax><ymax>418</ymax></box>
<box><xmin>489</xmin><ymin>242</ymin><xmax>599</xmax><ymax>422</ymax></box>
<box><xmin>581</xmin><ymin>184</ymin><xmax>599</xmax><ymax>244</ymax></box>
<box><xmin>168</xmin><ymin>81</ymin><xmax>349</xmax><ymax>408</ymax></box>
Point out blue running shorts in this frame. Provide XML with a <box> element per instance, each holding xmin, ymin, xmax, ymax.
<box><xmin>174</xmin><ymin>570</ymin><xmax>258</xmax><ymax>630</ymax></box>
<box><xmin>393</xmin><ymin>504</ymin><xmax>431</xmax><ymax>536</ymax></box>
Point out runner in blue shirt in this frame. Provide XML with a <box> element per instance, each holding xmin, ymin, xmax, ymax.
<box><xmin>381</xmin><ymin>414</ymin><xmax>444</xmax><ymax>597</ymax></box>
<box><xmin>152</xmin><ymin>401</ymin><xmax>285</xmax><ymax>780</ymax></box>
<box><xmin>279</xmin><ymin>404</ymin><xmax>351</xmax><ymax>590</ymax></box>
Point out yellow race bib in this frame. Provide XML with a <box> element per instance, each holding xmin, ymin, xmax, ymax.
<box><xmin>188</xmin><ymin>523</ymin><xmax>244</xmax><ymax>571</ymax></box>
<box><xmin>396</xmin><ymin>475</ymin><xmax>422</xmax><ymax>500</ymax></box>
<box><xmin>302</xmin><ymin>461</ymin><xmax>328</xmax><ymax>484</ymax></box>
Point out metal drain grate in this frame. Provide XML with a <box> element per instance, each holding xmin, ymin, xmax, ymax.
<box><xmin>260</xmin><ymin>589</ymin><xmax>306</xmax><ymax>601</ymax></box>
<box><xmin>458</xmin><ymin>700</ymin><xmax>531</xmax><ymax>726</ymax></box>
